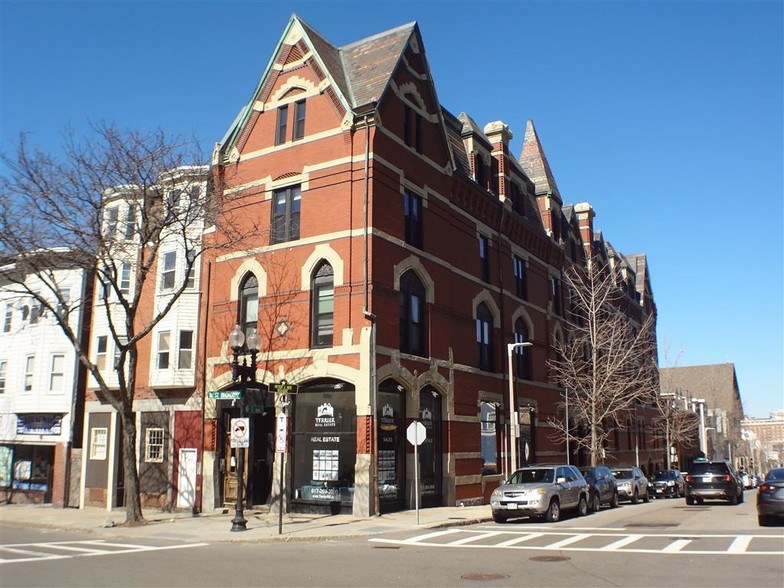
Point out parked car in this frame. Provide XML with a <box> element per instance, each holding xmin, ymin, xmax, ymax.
<box><xmin>611</xmin><ymin>467</ymin><xmax>650</xmax><ymax>503</ymax></box>
<box><xmin>649</xmin><ymin>469</ymin><xmax>685</xmax><ymax>498</ymax></box>
<box><xmin>741</xmin><ymin>471</ymin><xmax>756</xmax><ymax>489</ymax></box>
<box><xmin>579</xmin><ymin>466</ymin><xmax>619</xmax><ymax>511</ymax></box>
<box><xmin>756</xmin><ymin>467</ymin><xmax>784</xmax><ymax>526</ymax></box>
<box><xmin>684</xmin><ymin>460</ymin><xmax>744</xmax><ymax>505</ymax></box>
<box><xmin>490</xmin><ymin>465</ymin><xmax>590</xmax><ymax>523</ymax></box>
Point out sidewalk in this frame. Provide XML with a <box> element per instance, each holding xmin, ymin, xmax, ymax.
<box><xmin>0</xmin><ymin>502</ymin><xmax>492</xmax><ymax>543</ymax></box>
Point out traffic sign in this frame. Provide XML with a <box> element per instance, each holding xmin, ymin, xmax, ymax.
<box><xmin>275</xmin><ymin>414</ymin><xmax>288</xmax><ymax>453</ymax></box>
<box><xmin>406</xmin><ymin>421</ymin><xmax>427</xmax><ymax>446</ymax></box>
<box><xmin>230</xmin><ymin>418</ymin><xmax>250</xmax><ymax>448</ymax></box>
<box><xmin>208</xmin><ymin>390</ymin><xmax>242</xmax><ymax>400</ymax></box>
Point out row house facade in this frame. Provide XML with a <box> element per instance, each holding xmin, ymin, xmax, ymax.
<box><xmin>199</xmin><ymin>15</ymin><xmax>661</xmax><ymax>517</ymax></box>
<box><xmin>0</xmin><ymin>254</ymin><xmax>91</xmax><ymax>505</ymax></box>
<box><xmin>80</xmin><ymin>167</ymin><xmax>208</xmax><ymax>511</ymax></box>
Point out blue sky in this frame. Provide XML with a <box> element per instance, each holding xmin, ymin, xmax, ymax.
<box><xmin>2</xmin><ymin>1</ymin><xmax>782</xmax><ymax>417</ymax></box>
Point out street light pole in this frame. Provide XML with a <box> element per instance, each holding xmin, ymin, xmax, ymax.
<box><xmin>227</xmin><ymin>324</ymin><xmax>260</xmax><ymax>532</ymax></box>
<box><xmin>507</xmin><ymin>341</ymin><xmax>532</xmax><ymax>473</ymax></box>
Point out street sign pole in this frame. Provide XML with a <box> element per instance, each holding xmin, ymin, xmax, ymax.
<box><xmin>406</xmin><ymin>420</ymin><xmax>427</xmax><ymax>526</ymax></box>
<box><xmin>276</xmin><ymin>392</ymin><xmax>291</xmax><ymax>536</ymax></box>
<box><xmin>414</xmin><ymin>434</ymin><xmax>420</xmax><ymax>525</ymax></box>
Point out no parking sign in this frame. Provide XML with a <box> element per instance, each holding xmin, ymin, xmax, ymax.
<box><xmin>230</xmin><ymin>418</ymin><xmax>250</xmax><ymax>448</ymax></box>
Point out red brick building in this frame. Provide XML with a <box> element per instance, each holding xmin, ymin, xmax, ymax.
<box><xmin>200</xmin><ymin>15</ymin><xmax>659</xmax><ymax>516</ymax></box>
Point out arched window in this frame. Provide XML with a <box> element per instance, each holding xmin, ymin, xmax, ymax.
<box><xmin>514</xmin><ymin>318</ymin><xmax>532</xmax><ymax>380</ymax></box>
<box><xmin>476</xmin><ymin>302</ymin><xmax>494</xmax><ymax>371</ymax></box>
<box><xmin>311</xmin><ymin>261</ymin><xmax>334</xmax><ymax>348</ymax></box>
<box><xmin>239</xmin><ymin>274</ymin><xmax>258</xmax><ymax>345</ymax></box>
<box><xmin>400</xmin><ymin>271</ymin><xmax>426</xmax><ymax>356</ymax></box>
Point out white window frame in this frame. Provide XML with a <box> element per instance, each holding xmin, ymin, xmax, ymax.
<box><xmin>119</xmin><ymin>262</ymin><xmax>131</xmax><ymax>295</ymax></box>
<box><xmin>160</xmin><ymin>251</ymin><xmax>177</xmax><ymax>291</ymax></box>
<box><xmin>49</xmin><ymin>354</ymin><xmax>65</xmax><ymax>393</ymax></box>
<box><xmin>105</xmin><ymin>205</ymin><xmax>119</xmax><ymax>239</ymax></box>
<box><xmin>178</xmin><ymin>330</ymin><xmax>193</xmax><ymax>370</ymax></box>
<box><xmin>144</xmin><ymin>427</ymin><xmax>165</xmax><ymax>463</ymax></box>
<box><xmin>3</xmin><ymin>305</ymin><xmax>11</xmax><ymax>332</ymax></box>
<box><xmin>157</xmin><ymin>331</ymin><xmax>170</xmax><ymax>370</ymax></box>
<box><xmin>24</xmin><ymin>355</ymin><xmax>35</xmax><ymax>392</ymax></box>
<box><xmin>0</xmin><ymin>360</ymin><xmax>6</xmax><ymax>394</ymax></box>
<box><xmin>89</xmin><ymin>427</ymin><xmax>108</xmax><ymax>460</ymax></box>
<box><xmin>95</xmin><ymin>336</ymin><xmax>108</xmax><ymax>371</ymax></box>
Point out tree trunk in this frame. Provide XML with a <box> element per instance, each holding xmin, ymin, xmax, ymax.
<box><xmin>120</xmin><ymin>407</ymin><xmax>144</xmax><ymax>525</ymax></box>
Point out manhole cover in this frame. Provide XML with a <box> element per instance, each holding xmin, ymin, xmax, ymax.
<box><xmin>529</xmin><ymin>555</ymin><xmax>571</xmax><ymax>562</ymax></box>
<box><xmin>461</xmin><ymin>573</ymin><xmax>510</xmax><ymax>581</ymax></box>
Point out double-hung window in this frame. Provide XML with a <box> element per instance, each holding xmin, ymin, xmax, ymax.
<box><xmin>157</xmin><ymin>331</ymin><xmax>170</xmax><ymax>370</ymax></box>
<box><xmin>105</xmin><ymin>206</ymin><xmax>119</xmax><ymax>239</ymax></box>
<box><xmin>293</xmin><ymin>100</ymin><xmax>306</xmax><ymax>141</ymax></box>
<box><xmin>275</xmin><ymin>105</ymin><xmax>289</xmax><ymax>145</ymax></box>
<box><xmin>239</xmin><ymin>275</ymin><xmax>259</xmax><ymax>344</ymax></box>
<box><xmin>0</xmin><ymin>360</ymin><xmax>7</xmax><ymax>394</ymax></box>
<box><xmin>119</xmin><ymin>262</ymin><xmax>131</xmax><ymax>295</ymax></box>
<box><xmin>161</xmin><ymin>251</ymin><xmax>177</xmax><ymax>291</ymax></box>
<box><xmin>24</xmin><ymin>355</ymin><xmax>35</xmax><ymax>391</ymax></box>
<box><xmin>49</xmin><ymin>354</ymin><xmax>65</xmax><ymax>392</ymax></box>
<box><xmin>514</xmin><ymin>319</ymin><xmax>533</xmax><ymax>380</ymax></box>
<box><xmin>403</xmin><ymin>190</ymin><xmax>422</xmax><ymax>249</ymax></box>
<box><xmin>513</xmin><ymin>255</ymin><xmax>527</xmax><ymax>299</ymax></box>
<box><xmin>178</xmin><ymin>330</ymin><xmax>194</xmax><ymax>370</ymax></box>
<box><xmin>476</xmin><ymin>303</ymin><xmax>494</xmax><ymax>371</ymax></box>
<box><xmin>95</xmin><ymin>336</ymin><xmax>108</xmax><ymax>371</ymax></box>
<box><xmin>551</xmin><ymin>276</ymin><xmax>562</xmax><ymax>316</ymax></box>
<box><xmin>479</xmin><ymin>236</ymin><xmax>490</xmax><ymax>282</ymax></box>
<box><xmin>124</xmin><ymin>204</ymin><xmax>136</xmax><ymax>240</ymax></box>
<box><xmin>271</xmin><ymin>185</ymin><xmax>301</xmax><ymax>244</ymax></box>
<box><xmin>3</xmin><ymin>305</ymin><xmax>11</xmax><ymax>332</ymax></box>
<box><xmin>145</xmin><ymin>428</ymin><xmax>165</xmax><ymax>463</ymax></box>
<box><xmin>311</xmin><ymin>262</ymin><xmax>334</xmax><ymax>348</ymax></box>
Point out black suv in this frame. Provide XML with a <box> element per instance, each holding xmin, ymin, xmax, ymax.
<box><xmin>684</xmin><ymin>460</ymin><xmax>744</xmax><ymax>505</ymax></box>
<box><xmin>579</xmin><ymin>466</ymin><xmax>619</xmax><ymax>511</ymax></box>
<box><xmin>649</xmin><ymin>469</ymin><xmax>685</xmax><ymax>498</ymax></box>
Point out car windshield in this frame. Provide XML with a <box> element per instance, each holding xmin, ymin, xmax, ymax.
<box><xmin>612</xmin><ymin>470</ymin><xmax>632</xmax><ymax>480</ymax></box>
<box><xmin>509</xmin><ymin>468</ymin><xmax>554</xmax><ymax>484</ymax></box>
<box><xmin>766</xmin><ymin>469</ymin><xmax>784</xmax><ymax>481</ymax></box>
<box><xmin>653</xmin><ymin>471</ymin><xmax>673</xmax><ymax>480</ymax></box>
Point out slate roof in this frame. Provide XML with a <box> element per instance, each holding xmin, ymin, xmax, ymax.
<box><xmin>519</xmin><ymin>119</ymin><xmax>562</xmax><ymax>202</ymax></box>
<box><xmin>660</xmin><ymin>364</ymin><xmax>743</xmax><ymax>418</ymax></box>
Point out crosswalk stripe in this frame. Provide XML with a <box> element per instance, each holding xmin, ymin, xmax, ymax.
<box><xmin>663</xmin><ymin>539</ymin><xmax>691</xmax><ymax>552</ymax></box>
<box><xmin>401</xmin><ymin>529</ymin><xmax>461</xmax><ymax>544</ymax></box>
<box><xmin>449</xmin><ymin>532</ymin><xmax>503</xmax><ymax>545</ymax></box>
<box><xmin>602</xmin><ymin>534</ymin><xmax>643</xmax><ymax>551</ymax></box>
<box><xmin>496</xmin><ymin>532</ymin><xmax>544</xmax><ymax>547</ymax></box>
<box><xmin>544</xmin><ymin>534</ymin><xmax>590</xmax><ymax>549</ymax></box>
<box><xmin>728</xmin><ymin>536</ymin><xmax>753</xmax><ymax>553</ymax></box>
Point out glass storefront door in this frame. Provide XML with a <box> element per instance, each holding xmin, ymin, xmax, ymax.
<box><xmin>419</xmin><ymin>387</ymin><xmax>442</xmax><ymax>508</ymax></box>
<box><xmin>377</xmin><ymin>379</ymin><xmax>405</xmax><ymax>513</ymax></box>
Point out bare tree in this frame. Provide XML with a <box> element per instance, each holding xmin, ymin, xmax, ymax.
<box><xmin>0</xmin><ymin>123</ymin><xmax>253</xmax><ymax>524</ymax></box>
<box><xmin>548</xmin><ymin>258</ymin><xmax>659</xmax><ymax>466</ymax></box>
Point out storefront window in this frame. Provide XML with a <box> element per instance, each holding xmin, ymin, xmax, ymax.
<box><xmin>378</xmin><ymin>380</ymin><xmax>405</xmax><ymax>511</ymax></box>
<box><xmin>292</xmin><ymin>380</ymin><xmax>356</xmax><ymax>507</ymax></box>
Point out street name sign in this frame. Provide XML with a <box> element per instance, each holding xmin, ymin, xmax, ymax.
<box><xmin>207</xmin><ymin>390</ymin><xmax>242</xmax><ymax>400</ymax></box>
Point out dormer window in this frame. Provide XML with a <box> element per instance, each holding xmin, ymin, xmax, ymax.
<box><xmin>474</xmin><ymin>154</ymin><xmax>487</xmax><ymax>190</ymax></box>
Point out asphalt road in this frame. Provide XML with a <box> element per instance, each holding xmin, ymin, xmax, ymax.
<box><xmin>2</xmin><ymin>491</ymin><xmax>782</xmax><ymax>588</ymax></box>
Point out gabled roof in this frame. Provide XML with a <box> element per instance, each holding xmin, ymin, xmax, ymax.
<box><xmin>218</xmin><ymin>15</ymin><xmax>417</xmax><ymax>159</ymax></box>
<box><xmin>519</xmin><ymin>120</ymin><xmax>562</xmax><ymax>202</ymax></box>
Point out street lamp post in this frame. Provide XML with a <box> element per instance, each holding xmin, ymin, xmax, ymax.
<box><xmin>227</xmin><ymin>324</ymin><xmax>260</xmax><ymax>532</ymax></box>
<box><xmin>507</xmin><ymin>341</ymin><xmax>532</xmax><ymax>473</ymax></box>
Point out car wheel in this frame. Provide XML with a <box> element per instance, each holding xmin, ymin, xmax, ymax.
<box><xmin>545</xmin><ymin>499</ymin><xmax>560</xmax><ymax>523</ymax></box>
<box><xmin>758</xmin><ymin>515</ymin><xmax>771</xmax><ymax>527</ymax></box>
<box><xmin>590</xmin><ymin>493</ymin><xmax>600</xmax><ymax>513</ymax></box>
<box><xmin>492</xmin><ymin>511</ymin><xmax>507</xmax><ymax>524</ymax></box>
<box><xmin>695</xmin><ymin>497</ymin><xmax>704</xmax><ymax>505</ymax></box>
<box><xmin>631</xmin><ymin>488</ymin><xmax>639</xmax><ymax>504</ymax></box>
<box><xmin>738</xmin><ymin>491</ymin><xmax>744</xmax><ymax>504</ymax></box>
<box><xmin>643</xmin><ymin>489</ymin><xmax>650</xmax><ymax>503</ymax></box>
<box><xmin>578</xmin><ymin>495</ymin><xmax>588</xmax><ymax>517</ymax></box>
<box><xmin>686</xmin><ymin>495</ymin><xmax>695</xmax><ymax>505</ymax></box>
<box><xmin>611</xmin><ymin>491</ymin><xmax>619</xmax><ymax>508</ymax></box>
<box><xmin>729</xmin><ymin>492</ymin><xmax>738</xmax><ymax>505</ymax></box>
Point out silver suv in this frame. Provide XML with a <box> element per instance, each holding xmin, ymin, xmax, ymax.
<box><xmin>490</xmin><ymin>465</ymin><xmax>590</xmax><ymax>523</ymax></box>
